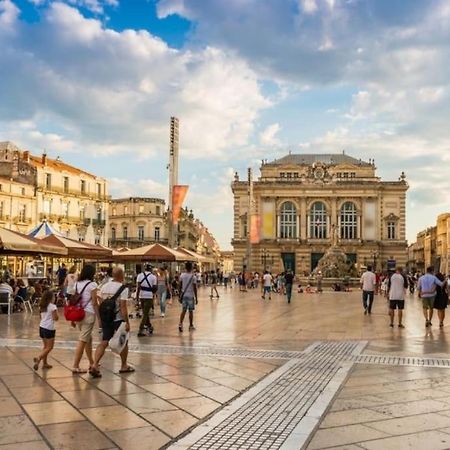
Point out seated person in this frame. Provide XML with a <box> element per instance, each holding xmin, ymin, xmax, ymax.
<box><xmin>14</xmin><ymin>279</ymin><xmax>27</xmax><ymax>311</ymax></box>
<box><xmin>297</xmin><ymin>283</ymin><xmax>303</xmax><ymax>293</ymax></box>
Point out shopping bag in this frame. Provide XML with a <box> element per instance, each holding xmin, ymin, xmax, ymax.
<box><xmin>109</xmin><ymin>322</ymin><xmax>129</xmax><ymax>354</ymax></box>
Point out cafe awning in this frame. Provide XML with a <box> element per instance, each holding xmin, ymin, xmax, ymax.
<box><xmin>0</xmin><ymin>227</ymin><xmax>67</xmax><ymax>256</ymax></box>
<box><xmin>38</xmin><ymin>234</ymin><xmax>112</xmax><ymax>259</ymax></box>
<box><xmin>115</xmin><ymin>243</ymin><xmax>196</xmax><ymax>262</ymax></box>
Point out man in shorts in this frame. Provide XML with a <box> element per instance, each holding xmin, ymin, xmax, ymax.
<box><xmin>418</xmin><ymin>266</ymin><xmax>444</xmax><ymax>327</ymax></box>
<box><xmin>178</xmin><ymin>261</ymin><xmax>197</xmax><ymax>332</ymax></box>
<box><xmin>388</xmin><ymin>267</ymin><xmax>407</xmax><ymax>328</ymax></box>
<box><xmin>261</xmin><ymin>270</ymin><xmax>272</xmax><ymax>300</ymax></box>
<box><xmin>90</xmin><ymin>267</ymin><xmax>134</xmax><ymax>377</ymax></box>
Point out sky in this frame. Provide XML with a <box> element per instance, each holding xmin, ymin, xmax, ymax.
<box><xmin>1</xmin><ymin>0</ymin><xmax>450</xmax><ymax>249</ymax></box>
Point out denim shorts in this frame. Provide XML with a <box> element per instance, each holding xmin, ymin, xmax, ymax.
<box><xmin>182</xmin><ymin>296</ymin><xmax>195</xmax><ymax>312</ymax></box>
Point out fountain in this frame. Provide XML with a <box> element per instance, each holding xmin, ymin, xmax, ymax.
<box><xmin>313</xmin><ymin>225</ymin><xmax>357</xmax><ymax>278</ymax></box>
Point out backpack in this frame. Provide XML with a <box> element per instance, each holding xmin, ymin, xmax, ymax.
<box><xmin>99</xmin><ymin>285</ymin><xmax>127</xmax><ymax>325</ymax></box>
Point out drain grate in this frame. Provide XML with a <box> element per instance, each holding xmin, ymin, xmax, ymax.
<box><xmin>354</xmin><ymin>354</ymin><xmax>450</xmax><ymax>368</ymax></box>
<box><xmin>169</xmin><ymin>341</ymin><xmax>366</xmax><ymax>450</ymax></box>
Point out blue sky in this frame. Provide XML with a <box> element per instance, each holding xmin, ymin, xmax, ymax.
<box><xmin>1</xmin><ymin>0</ymin><xmax>450</xmax><ymax>249</ymax></box>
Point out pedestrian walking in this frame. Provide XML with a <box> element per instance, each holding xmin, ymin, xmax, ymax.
<box><xmin>157</xmin><ymin>266</ymin><xmax>170</xmax><ymax>317</ymax></box>
<box><xmin>137</xmin><ymin>264</ymin><xmax>157</xmax><ymax>337</ymax></box>
<box><xmin>388</xmin><ymin>267</ymin><xmax>407</xmax><ymax>328</ymax></box>
<box><xmin>34</xmin><ymin>290</ymin><xmax>58</xmax><ymax>370</ymax></box>
<box><xmin>285</xmin><ymin>270</ymin><xmax>294</xmax><ymax>303</ymax></box>
<box><xmin>418</xmin><ymin>266</ymin><xmax>444</xmax><ymax>327</ymax></box>
<box><xmin>71</xmin><ymin>264</ymin><xmax>98</xmax><ymax>374</ymax></box>
<box><xmin>360</xmin><ymin>266</ymin><xmax>376</xmax><ymax>314</ymax></box>
<box><xmin>178</xmin><ymin>261</ymin><xmax>198</xmax><ymax>332</ymax></box>
<box><xmin>90</xmin><ymin>267</ymin><xmax>134</xmax><ymax>378</ymax></box>
<box><xmin>261</xmin><ymin>270</ymin><xmax>272</xmax><ymax>300</ymax></box>
<box><xmin>434</xmin><ymin>273</ymin><xmax>448</xmax><ymax>328</ymax></box>
<box><xmin>209</xmin><ymin>270</ymin><xmax>219</xmax><ymax>299</ymax></box>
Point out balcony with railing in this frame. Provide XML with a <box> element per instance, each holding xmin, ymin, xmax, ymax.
<box><xmin>109</xmin><ymin>237</ymin><xmax>168</xmax><ymax>248</ymax></box>
<box><xmin>37</xmin><ymin>184</ymin><xmax>110</xmax><ymax>202</ymax></box>
<box><xmin>84</xmin><ymin>218</ymin><xmax>106</xmax><ymax>227</ymax></box>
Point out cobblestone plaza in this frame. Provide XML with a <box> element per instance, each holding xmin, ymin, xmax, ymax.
<box><xmin>2</xmin><ymin>286</ymin><xmax>450</xmax><ymax>449</ymax></box>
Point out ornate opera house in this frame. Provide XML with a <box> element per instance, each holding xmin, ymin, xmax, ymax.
<box><xmin>231</xmin><ymin>153</ymin><xmax>408</xmax><ymax>274</ymax></box>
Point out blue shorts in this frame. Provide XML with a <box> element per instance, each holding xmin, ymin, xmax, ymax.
<box><xmin>263</xmin><ymin>286</ymin><xmax>271</xmax><ymax>294</ymax></box>
<box><xmin>182</xmin><ymin>296</ymin><xmax>195</xmax><ymax>312</ymax></box>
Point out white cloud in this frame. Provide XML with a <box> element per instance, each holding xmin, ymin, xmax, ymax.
<box><xmin>259</xmin><ymin>123</ymin><xmax>281</xmax><ymax>146</ymax></box>
<box><xmin>0</xmin><ymin>2</ymin><xmax>270</xmax><ymax>161</ymax></box>
<box><xmin>0</xmin><ymin>0</ymin><xmax>19</xmax><ymax>29</ymax></box>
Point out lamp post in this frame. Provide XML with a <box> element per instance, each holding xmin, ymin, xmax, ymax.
<box><xmin>261</xmin><ymin>248</ymin><xmax>274</xmax><ymax>271</ymax></box>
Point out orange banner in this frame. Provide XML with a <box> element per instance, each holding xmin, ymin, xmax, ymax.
<box><xmin>250</xmin><ymin>214</ymin><xmax>261</xmax><ymax>244</ymax></box>
<box><xmin>172</xmin><ymin>185</ymin><xmax>189</xmax><ymax>224</ymax></box>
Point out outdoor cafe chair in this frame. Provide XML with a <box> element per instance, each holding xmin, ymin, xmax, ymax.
<box><xmin>0</xmin><ymin>292</ymin><xmax>13</xmax><ymax>315</ymax></box>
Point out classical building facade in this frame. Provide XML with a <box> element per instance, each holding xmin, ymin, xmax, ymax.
<box><xmin>109</xmin><ymin>197</ymin><xmax>167</xmax><ymax>248</ymax></box>
<box><xmin>410</xmin><ymin>213</ymin><xmax>450</xmax><ymax>274</ymax></box>
<box><xmin>232</xmin><ymin>153</ymin><xmax>408</xmax><ymax>274</ymax></box>
<box><xmin>0</xmin><ymin>141</ymin><xmax>109</xmax><ymax>244</ymax></box>
<box><xmin>0</xmin><ymin>142</ymin><xmax>37</xmax><ymax>233</ymax></box>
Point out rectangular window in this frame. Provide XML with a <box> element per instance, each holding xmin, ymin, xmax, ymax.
<box><xmin>350</xmin><ymin>172</ymin><xmax>356</xmax><ymax>178</ymax></box>
<box><xmin>293</xmin><ymin>172</ymin><xmax>299</xmax><ymax>178</ymax></box>
<box><xmin>139</xmin><ymin>205</ymin><xmax>144</xmax><ymax>214</ymax></box>
<box><xmin>0</xmin><ymin>184</ymin><xmax>2</xmax><ymax>192</ymax></box>
<box><xmin>111</xmin><ymin>227</ymin><xmax>116</xmax><ymax>241</ymax></box>
<box><xmin>64</xmin><ymin>177</ymin><xmax>69</xmax><ymax>193</ymax></box>
<box><xmin>97</xmin><ymin>183</ymin><xmax>102</xmax><ymax>196</ymax></box>
<box><xmin>280</xmin><ymin>172</ymin><xmax>286</xmax><ymax>178</ymax></box>
<box><xmin>45</xmin><ymin>173</ymin><xmax>52</xmax><ymax>189</ymax></box>
<box><xmin>156</xmin><ymin>205</ymin><xmax>161</xmax><ymax>215</ymax></box>
<box><xmin>123</xmin><ymin>226</ymin><xmax>128</xmax><ymax>240</ymax></box>
<box><xmin>80</xmin><ymin>180</ymin><xmax>86</xmax><ymax>194</ymax></box>
<box><xmin>19</xmin><ymin>205</ymin><xmax>26</xmax><ymax>222</ymax></box>
<box><xmin>43</xmin><ymin>199</ymin><xmax>50</xmax><ymax>214</ymax></box>
<box><xmin>0</xmin><ymin>201</ymin><xmax>3</xmax><ymax>217</ymax></box>
<box><xmin>80</xmin><ymin>206</ymin><xmax>85</xmax><ymax>220</ymax></box>
<box><xmin>154</xmin><ymin>226</ymin><xmax>160</xmax><ymax>241</ymax></box>
<box><xmin>388</xmin><ymin>222</ymin><xmax>396</xmax><ymax>240</ymax></box>
<box><xmin>286</xmin><ymin>172</ymin><xmax>292</xmax><ymax>178</ymax></box>
<box><xmin>21</xmin><ymin>188</ymin><xmax>25</xmax><ymax>196</ymax></box>
<box><xmin>62</xmin><ymin>202</ymin><xmax>69</xmax><ymax>218</ymax></box>
<box><xmin>343</xmin><ymin>172</ymin><xmax>349</xmax><ymax>178</ymax></box>
<box><xmin>138</xmin><ymin>226</ymin><xmax>145</xmax><ymax>240</ymax></box>
<box><xmin>112</xmin><ymin>208</ymin><xmax>116</xmax><ymax>216</ymax></box>
<box><xmin>124</xmin><ymin>206</ymin><xmax>128</xmax><ymax>215</ymax></box>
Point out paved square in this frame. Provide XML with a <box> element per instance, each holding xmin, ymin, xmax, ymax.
<box><xmin>1</xmin><ymin>286</ymin><xmax>450</xmax><ymax>449</ymax></box>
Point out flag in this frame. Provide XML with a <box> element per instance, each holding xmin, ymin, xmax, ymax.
<box><xmin>172</xmin><ymin>185</ymin><xmax>189</xmax><ymax>224</ymax></box>
<box><xmin>250</xmin><ymin>214</ymin><xmax>261</xmax><ymax>244</ymax></box>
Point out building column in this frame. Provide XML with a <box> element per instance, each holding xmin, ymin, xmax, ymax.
<box><xmin>300</xmin><ymin>197</ymin><xmax>307</xmax><ymax>240</ymax></box>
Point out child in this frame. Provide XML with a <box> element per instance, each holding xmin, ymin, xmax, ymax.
<box><xmin>33</xmin><ymin>290</ymin><xmax>58</xmax><ymax>370</ymax></box>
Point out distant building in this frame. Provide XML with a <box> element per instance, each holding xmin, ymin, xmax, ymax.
<box><xmin>0</xmin><ymin>142</ymin><xmax>37</xmax><ymax>233</ymax></box>
<box><xmin>109</xmin><ymin>197</ymin><xmax>167</xmax><ymax>248</ymax></box>
<box><xmin>232</xmin><ymin>152</ymin><xmax>408</xmax><ymax>274</ymax></box>
<box><xmin>0</xmin><ymin>141</ymin><xmax>109</xmax><ymax>244</ymax></box>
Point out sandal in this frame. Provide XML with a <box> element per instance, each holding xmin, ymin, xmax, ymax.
<box><xmin>119</xmin><ymin>366</ymin><xmax>135</xmax><ymax>374</ymax></box>
<box><xmin>72</xmin><ymin>368</ymin><xmax>87</xmax><ymax>374</ymax></box>
<box><xmin>89</xmin><ymin>368</ymin><xmax>102</xmax><ymax>378</ymax></box>
<box><xmin>42</xmin><ymin>364</ymin><xmax>53</xmax><ymax>369</ymax></box>
<box><xmin>33</xmin><ymin>357</ymin><xmax>39</xmax><ymax>371</ymax></box>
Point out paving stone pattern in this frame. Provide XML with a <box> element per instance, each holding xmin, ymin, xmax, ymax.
<box><xmin>174</xmin><ymin>341</ymin><xmax>364</xmax><ymax>450</ymax></box>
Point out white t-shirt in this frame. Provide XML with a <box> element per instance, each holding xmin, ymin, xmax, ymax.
<box><xmin>180</xmin><ymin>272</ymin><xmax>196</xmax><ymax>298</ymax></box>
<box><xmin>263</xmin><ymin>273</ymin><xmax>272</xmax><ymax>287</ymax></box>
<box><xmin>360</xmin><ymin>271</ymin><xmax>376</xmax><ymax>292</ymax></box>
<box><xmin>74</xmin><ymin>280</ymin><xmax>98</xmax><ymax>315</ymax></box>
<box><xmin>100</xmin><ymin>281</ymin><xmax>129</xmax><ymax>321</ymax></box>
<box><xmin>26</xmin><ymin>267</ymin><xmax>37</xmax><ymax>278</ymax></box>
<box><xmin>40</xmin><ymin>303</ymin><xmax>57</xmax><ymax>331</ymax></box>
<box><xmin>0</xmin><ymin>283</ymin><xmax>13</xmax><ymax>295</ymax></box>
<box><xmin>66</xmin><ymin>273</ymin><xmax>78</xmax><ymax>295</ymax></box>
<box><xmin>136</xmin><ymin>271</ymin><xmax>157</xmax><ymax>299</ymax></box>
<box><xmin>389</xmin><ymin>273</ymin><xmax>406</xmax><ymax>301</ymax></box>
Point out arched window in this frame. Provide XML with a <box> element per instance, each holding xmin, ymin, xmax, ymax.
<box><xmin>310</xmin><ymin>202</ymin><xmax>327</xmax><ymax>239</ymax></box>
<box><xmin>340</xmin><ymin>202</ymin><xmax>357</xmax><ymax>240</ymax></box>
<box><xmin>111</xmin><ymin>227</ymin><xmax>116</xmax><ymax>241</ymax></box>
<box><xmin>279</xmin><ymin>202</ymin><xmax>297</xmax><ymax>239</ymax></box>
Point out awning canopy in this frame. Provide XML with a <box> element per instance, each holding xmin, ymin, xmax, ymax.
<box><xmin>38</xmin><ymin>234</ymin><xmax>112</xmax><ymax>259</ymax></box>
<box><xmin>176</xmin><ymin>247</ymin><xmax>216</xmax><ymax>264</ymax></box>
<box><xmin>115</xmin><ymin>243</ymin><xmax>196</xmax><ymax>262</ymax></box>
<box><xmin>28</xmin><ymin>220</ymin><xmax>63</xmax><ymax>238</ymax></box>
<box><xmin>0</xmin><ymin>227</ymin><xmax>67</xmax><ymax>256</ymax></box>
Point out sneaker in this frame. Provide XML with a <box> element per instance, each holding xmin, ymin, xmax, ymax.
<box><xmin>398</xmin><ymin>324</ymin><xmax>405</xmax><ymax>328</ymax></box>
<box><xmin>160</xmin><ymin>313</ymin><xmax>165</xmax><ymax>317</ymax></box>
<box><xmin>178</xmin><ymin>325</ymin><xmax>183</xmax><ymax>332</ymax></box>
<box><xmin>364</xmin><ymin>308</ymin><xmax>368</xmax><ymax>315</ymax></box>
<box><xmin>189</xmin><ymin>325</ymin><xmax>196</xmax><ymax>331</ymax></box>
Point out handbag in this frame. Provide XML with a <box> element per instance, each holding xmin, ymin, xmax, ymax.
<box><xmin>109</xmin><ymin>322</ymin><xmax>129</xmax><ymax>354</ymax></box>
<box><xmin>64</xmin><ymin>281</ymin><xmax>92</xmax><ymax>322</ymax></box>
